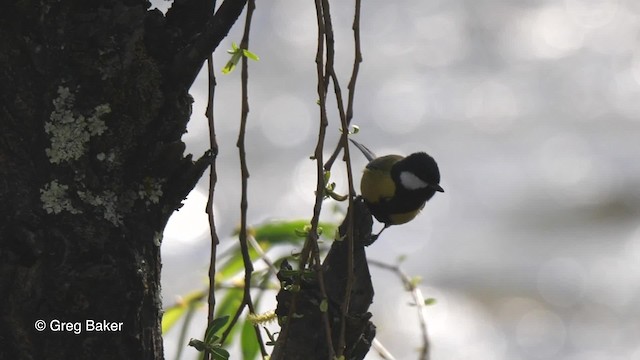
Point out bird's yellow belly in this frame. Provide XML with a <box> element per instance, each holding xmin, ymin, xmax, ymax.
<box><xmin>388</xmin><ymin>210</ymin><xmax>420</xmax><ymax>225</ymax></box>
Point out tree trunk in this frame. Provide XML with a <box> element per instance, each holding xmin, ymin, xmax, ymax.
<box><xmin>0</xmin><ymin>1</ymin><xmax>245</xmax><ymax>358</ymax></box>
<box><xmin>273</xmin><ymin>199</ymin><xmax>376</xmax><ymax>360</ymax></box>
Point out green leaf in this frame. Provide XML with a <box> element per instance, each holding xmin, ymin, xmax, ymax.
<box><xmin>221</xmin><ymin>52</ymin><xmax>242</xmax><ymax>74</ymax></box>
<box><xmin>241</xmin><ymin>319</ymin><xmax>259</xmax><ymax>360</ymax></box>
<box><xmin>162</xmin><ymin>304</ymin><xmax>188</xmax><ymax>335</ymax></box>
<box><xmin>242</xmin><ymin>290</ymin><xmax>266</xmax><ymax>360</ymax></box>
<box><xmin>217</xmin><ymin>220</ymin><xmax>338</xmax><ymax>283</ymax></box>
<box><xmin>424</xmin><ymin>298</ymin><xmax>437</xmax><ymax>306</ymax></box>
<box><xmin>211</xmin><ymin>346</ymin><xmax>230</xmax><ymax>360</ymax></box>
<box><xmin>217</xmin><ymin>246</ymin><xmax>263</xmax><ymax>282</ymax></box>
<box><xmin>188</xmin><ymin>339</ymin><xmax>230</xmax><ymax>360</ymax></box>
<box><xmin>161</xmin><ymin>290</ymin><xmax>206</xmax><ymax>334</ymax></box>
<box><xmin>213</xmin><ymin>288</ymin><xmax>243</xmax><ymax>343</ymax></box>
<box><xmin>204</xmin><ymin>316</ymin><xmax>229</xmax><ymax>345</ymax></box>
<box><xmin>242</xmin><ymin>49</ymin><xmax>260</xmax><ymax>61</ymax></box>
<box><xmin>323</xmin><ymin>170</ymin><xmax>332</xmax><ymax>185</ymax></box>
<box><xmin>408</xmin><ymin>275</ymin><xmax>422</xmax><ymax>290</ymax></box>
<box><xmin>251</xmin><ymin>220</ymin><xmax>333</xmax><ymax>244</ymax></box>
<box><xmin>222</xmin><ymin>42</ymin><xmax>258</xmax><ymax>74</ymax></box>
<box><xmin>221</xmin><ymin>62</ymin><xmax>235</xmax><ymax>74</ymax></box>
<box><xmin>188</xmin><ymin>339</ymin><xmax>206</xmax><ymax>352</ymax></box>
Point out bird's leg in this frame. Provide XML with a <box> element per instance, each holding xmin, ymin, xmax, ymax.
<box><xmin>369</xmin><ymin>223</ymin><xmax>390</xmax><ymax>243</ymax></box>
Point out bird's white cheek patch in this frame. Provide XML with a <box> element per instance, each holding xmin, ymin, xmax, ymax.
<box><xmin>399</xmin><ymin>171</ymin><xmax>429</xmax><ymax>190</ymax></box>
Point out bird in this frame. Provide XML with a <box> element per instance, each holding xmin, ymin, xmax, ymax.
<box><xmin>349</xmin><ymin>138</ymin><xmax>444</xmax><ymax>240</ymax></box>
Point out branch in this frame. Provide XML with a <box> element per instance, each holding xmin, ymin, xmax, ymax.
<box><xmin>170</xmin><ymin>0</ymin><xmax>248</xmax><ymax>90</ymax></box>
<box><xmin>369</xmin><ymin>259</ymin><xmax>431</xmax><ymax>360</ymax></box>
<box><xmin>165</xmin><ymin>0</ymin><xmax>216</xmax><ymax>41</ymax></box>
<box><xmin>204</xmin><ymin>54</ymin><xmax>219</xmax><ymax>360</ymax></box>
<box><xmin>219</xmin><ymin>2</ymin><xmax>267</xmax><ymax>358</ymax></box>
<box><xmin>324</xmin><ymin>0</ymin><xmax>362</xmax><ymax>173</ymax></box>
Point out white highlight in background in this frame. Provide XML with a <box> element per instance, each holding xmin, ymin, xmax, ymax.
<box><xmin>163</xmin><ymin>189</ymin><xmax>211</xmax><ymax>252</ymax></box>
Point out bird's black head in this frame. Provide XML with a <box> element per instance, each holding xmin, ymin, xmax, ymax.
<box><xmin>391</xmin><ymin>152</ymin><xmax>443</xmax><ymax>195</ymax></box>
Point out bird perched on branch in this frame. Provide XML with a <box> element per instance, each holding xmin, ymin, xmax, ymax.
<box><xmin>349</xmin><ymin>138</ymin><xmax>444</xmax><ymax>240</ymax></box>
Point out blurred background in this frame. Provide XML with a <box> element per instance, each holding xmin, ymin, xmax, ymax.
<box><xmin>153</xmin><ymin>0</ymin><xmax>640</xmax><ymax>359</ymax></box>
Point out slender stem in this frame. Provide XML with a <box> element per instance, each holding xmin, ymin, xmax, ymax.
<box><xmin>204</xmin><ymin>54</ymin><xmax>220</xmax><ymax>360</ymax></box>
<box><xmin>220</xmin><ymin>3</ymin><xmax>267</xmax><ymax>358</ymax></box>
<box><xmin>323</xmin><ymin>0</ymin><xmax>362</xmax><ymax>174</ymax></box>
<box><xmin>319</xmin><ymin>0</ymin><xmax>362</xmax><ymax>354</ymax></box>
<box><xmin>276</xmin><ymin>0</ymin><xmax>363</xmax><ymax>357</ymax></box>
<box><xmin>247</xmin><ymin>235</ymin><xmax>279</xmax><ymax>276</ymax></box>
<box><xmin>346</xmin><ymin>0</ymin><xmax>363</xmax><ymax>125</ymax></box>
<box><xmin>372</xmin><ymin>338</ymin><xmax>397</xmax><ymax>360</ymax></box>
<box><xmin>278</xmin><ymin>0</ymin><xmax>335</xmax><ymax>357</ymax></box>
<box><xmin>369</xmin><ymin>259</ymin><xmax>431</xmax><ymax>360</ymax></box>
<box><xmin>310</xmin><ymin>0</ymin><xmax>335</xmax><ymax>356</ymax></box>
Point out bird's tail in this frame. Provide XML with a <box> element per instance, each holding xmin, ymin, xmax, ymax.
<box><xmin>349</xmin><ymin>138</ymin><xmax>377</xmax><ymax>162</ymax></box>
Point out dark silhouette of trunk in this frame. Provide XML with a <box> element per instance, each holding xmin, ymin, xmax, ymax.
<box><xmin>273</xmin><ymin>199</ymin><xmax>376</xmax><ymax>360</ymax></box>
<box><xmin>0</xmin><ymin>0</ymin><xmax>246</xmax><ymax>358</ymax></box>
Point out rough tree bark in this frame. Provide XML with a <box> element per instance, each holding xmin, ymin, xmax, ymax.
<box><xmin>0</xmin><ymin>0</ymin><xmax>246</xmax><ymax>358</ymax></box>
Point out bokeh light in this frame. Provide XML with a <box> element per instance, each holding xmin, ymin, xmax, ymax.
<box><xmin>537</xmin><ymin>257</ymin><xmax>586</xmax><ymax>307</ymax></box>
<box><xmin>565</xmin><ymin>0</ymin><xmax>619</xmax><ymax>29</ymax></box>
<box><xmin>373</xmin><ymin>74</ymin><xmax>429</xmax><ymax>134</ymax></box>
<box><xmin>412</xmin><ymin>12</ymin><xmax>468</xmax><ymax>68</ymax></box>
<box><xmin>259</xmin><ymin>94</ymin><xmax>312</xmax><ymax>148</ymax></box>
<box><xmin>516</xmin><ymin>308</ymin><xmax>566</xmax><ymax>358</ymax></box>
<box><xmin>464</xmin><ymin>80</ymin><xmax>518</xmax><ymax>133</ymax></box>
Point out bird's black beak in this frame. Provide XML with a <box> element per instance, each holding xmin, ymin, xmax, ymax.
<box><xmin>431</xmin><ymin>184</ymin><xmax>444</xmax><ymax>193</ymax></box>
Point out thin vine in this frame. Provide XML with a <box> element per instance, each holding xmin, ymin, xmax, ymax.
<box><xmin>217</xmin><ymin>2</ymin><xmax>267</xmax><ymax>358</ymax></box>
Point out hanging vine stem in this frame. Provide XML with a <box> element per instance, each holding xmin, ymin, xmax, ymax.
<box><xmin>204</xmin><ymin>53</ymin><xmax>220</xmax><ymax>360</ymax></box>
<box><xmin>319</xmin><ymin>0</ymin><xmax>362</xmax><ymax>354</ymax></box>
<box><xmin>275</xmin><ymin>0</ymin><xmax>336</xmax><ymax>357</ymax></box>
<box><xmin>274</xmin><ymin>0</ymin><xmax>362</xmax><ymax>357</ymax></box>
<box><xmin>324</xmin><ymin>0</ymin><xmax>362</xmax><ymax>175</ymax></box>
<box><xmin>218</xmin><ymin>1</ymin><xmax>268</xmax><ymax>357</ymax></box>
<box><xmin>369</xmin><ymin>259</ymin><xmax>431</xmax><ymax>360</ymax></box>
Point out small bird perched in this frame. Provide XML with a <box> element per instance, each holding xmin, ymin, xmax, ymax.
<box><xmin>349</xmin><ymin>138</ymin><xmax>444</xmax><ymax>239</ymax></box>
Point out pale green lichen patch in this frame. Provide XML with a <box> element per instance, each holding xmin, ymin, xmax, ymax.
<box><xmin>45</xmin><ymin>86</ymin><xmax>111</xmax><ymax>164</ymax></box>
<box><xmin>77</xmin><ymin>189</ymin><xmax>123</xmax><ymax>226</ymax></box>
<box><xmin>40</xmin><ymin>180</ymin><xmax>82</xmax><ymax>214</ymax></box>
<box><xmin>138</xmin><ymin>177</ymin><xmax>164</xmax><ymax>206</ymax></box>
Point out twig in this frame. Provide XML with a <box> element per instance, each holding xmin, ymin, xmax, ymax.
<box><xmin>369</xmin><ymin>259</ymin><xmax>431</xmax><ymax>360</ymax></box>
<box><xmin>220</xmin><ymin>3</ymin><xmax>268</xmax><ymax>358</ymax></box>
<box><xmin>276</xmin><ymin>0</ymin><xmax>335</xmax><ymax>357</ymax></box>
<box><xmin>204</xmin><ymin>53</ymin><xmax>220</xmax><ymax>360</ymax></box>
<box><xmin>346</xmin><ymin>0</ymin><xmax>363</xmax><ymax>125</ymax></box>
<box><xmin>372</xmin><ymin>338</ymin><xmax>397</xmax><ymax>360</ymax></box>
<box><xmin>274</xmin><ymin>0</ymin><xmax>362</xmax><ymax>357</ymax></box>
<box><xmin>171</xmin><ymin>0</ymin><xmax>249</xmax><ymax>89</ymax></box>
<box><xmin>314</xmin><ymin>0</ymin><xmax>362</xmax><ymax>354</ymax></box>
<box><xmin>247</xmin><ymin>235</ymin><xmax>279</xmax><ymax>276</ymax></box>
<box><xmin>323</xmin><ymin>0</ymin><xmax>362</xmax><ymax>175</ymax></box>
